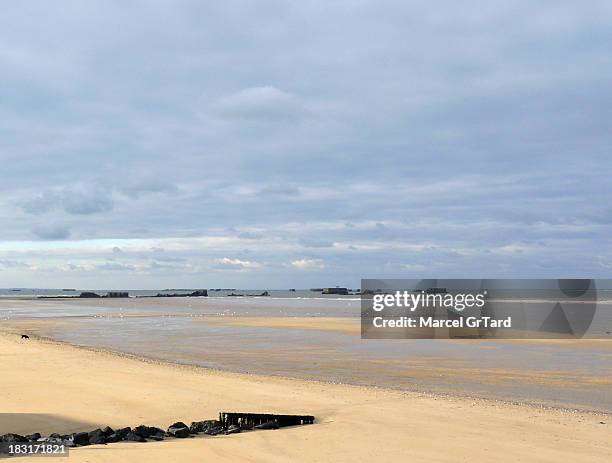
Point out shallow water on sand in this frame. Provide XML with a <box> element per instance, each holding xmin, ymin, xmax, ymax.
<box><xmin>1</xmin><ymin>297</ymin><xmax>611</xmax><ymax>412</ymax></box>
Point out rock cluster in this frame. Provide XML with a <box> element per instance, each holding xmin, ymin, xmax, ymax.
<box><xmin>1</xmin><ymin>412</ymin><xmax>310</xmax><ymax>450</ymax></box>
<box><xmin>1</xmin><ymin>419</ymin><xmax>237</xmax><ymax>448</ymax></box>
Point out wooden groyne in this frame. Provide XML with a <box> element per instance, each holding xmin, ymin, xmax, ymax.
<box><xmin>219</xmin><ymin>412</ymin><xmax>315</xmax><ymax>429</ymax></box>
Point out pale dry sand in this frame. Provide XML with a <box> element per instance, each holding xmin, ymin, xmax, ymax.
<box><xmin>0</xmin><ymin>332</ymin><xmax>610</xmax><ymax>463</ymax></box>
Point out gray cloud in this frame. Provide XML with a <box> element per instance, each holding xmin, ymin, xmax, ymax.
<box><xmin>32</xmin><ymin>225</ymin><xmax>71</xmax><ymax>240</ymax></box>
<box><xmin>120</xmin><ymin>179</ymin><xmax>178</xmax><ymax>199</ymax></box>
<box><xmin>256</xmin><ymin>184</ymin><xmax>301</xmax><ymax>198</ymax></box>
<box><xmin>0</xmin><ymin>259</ymin><xmax>30</xmax><ymax>269</ymax></box>
<box><xmin>21</xmin><ymin>187</ymin><xmax>113</xmax><ymax>216</ymax></box>
<box><xmin>62</xmin><ymin>189</ymin><xmax>114</xmax><ymax>215</ymax></box>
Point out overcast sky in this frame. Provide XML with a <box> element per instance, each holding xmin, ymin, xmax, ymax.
<box><xmin>1</xmin><ymin>1</ymin><xmax>612</xmax><ymax>289</ymax></box>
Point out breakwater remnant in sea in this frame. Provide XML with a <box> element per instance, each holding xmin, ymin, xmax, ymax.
<box><xmin>0</xmin><ymin>412</ymin><xmax>315</xmax><ymax>452</ymax></box>
<box><xmin>37</xmin><ymin>291</ymin><xmax>131</xmax><ymax>299</ymax></box>
<box><xmin>152</xmin><ymin>289</ymin><xmax>208</xmax><ymax>297</ymax></box>
<box><xmin>37</xmin><ymin>289</ymin><xmax>210</xmax><ymax>299</ymax></box>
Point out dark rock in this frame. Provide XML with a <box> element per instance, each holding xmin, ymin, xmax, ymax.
<box><xmin>106</xmin><ymin>433</ymin><xmax>121</xmax><ymax>443</ymax></box>
<box><xmin>79</xmin><ymin>292</ymin><xmax>101</xmax><ymax>298</ymax></box>
<box><xmin>101</xmin><ymin>426</ymin><xmax>115</xmax><ymax>437</ymax></box>
<box><xmin>154</xmin><ymin>290</ymin><xmax>208</xmax><ymax>298</ymax></box>
<box><xmin>26</xmin><ymin>433</ymin><xmax>41</xmax><ymax>441</ymax></box>
<box><xmin>190</xmin><ymin>420</ymin><xmax>220</xmax><ymax>433</ymax></box>
<box><xmin>0</xmin><ymin>433</ymin><xmax>28</xmax><ymax>443</ymax></box>
<box><xmin>124</xmin><ymin>432</ymin><xmax>146</xmax><ymax>442</ymax></box>
<box><xmin>167</xmin><ymin>427</ymin><xmax>190</xmax><ymax>438</ymax></box>
<box><xmin>199</xmin><ymin>420</ymin><xmax>222</xmax><ymax>432</ymax></box>
<box><xmin>169</xmin><ymin>422</ymin><xmax>188</xmax><ymax>429</ymax></box>
<box><xmin>189</xmin><ymin>290</ymin><xmax>208</xmax><ymax>297</ymax></box>
<box><xmin>71</xmin><ymin>432</ymin><xmax>90</xmax><ymax>446</ymax></box>
<box><xmin>115</xmin><ymin>427</ymin><xmax>132</xmax><ymax>439</ymax></box>
<box><xmin>49</xmin><ymin>433</ymin><xmax>62</xmax><ymax>439</ymax></box>
<box><xmin>149</xmin><ymin>431</ymin><xmax>165</xmax><ymax>441</ymax></box>
<box><xmin>167</xmin><ymin>422</ymin><xmax>190</xmax><ymax>438</ymax></box>
<box><xmin>190</xmin><ymin>421</ymin><xmax>205</xmax><ymax>433</ymax></box>
<box><xmin>63</xmin><ymin>439</ymin><xmax>77</xmax><ymax>447</ymax></box>
<box><xmin>88</xmin><ymin>429</ymin><xmax>107</xmax><ymax>445</ymax></box>
<box><xmin>204</xmin><ymin>426</ymin><xmax>223</xmax><ymax>436</ymax></box>
<box><xmin>204</xmin><ymin>420</ymin><xmax>224</xmax><ymax>436</ymax></box>
<box><xmin>133</xmin><ymin>425</ymin><xmax>165</xmax><ymax>438</ymax></box>
<box><xmin>254</xmin><ymin>420</ymin><xmax>280</xmax><ymax>430</ymax></box>
<box><xmin>225</xmin><ymin>425</ymin><xmax>241</xmax><ymax>435</ymax></box>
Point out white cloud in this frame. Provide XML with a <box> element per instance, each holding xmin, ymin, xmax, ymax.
<box><xmin>215</xmin><ymin>257</ymin><xmax>261</xmax><ymax>270</ymax></box>
<box><xmin>291</xmin><ymin>258</ymin><xmax>325</xmax><ymax>269</ymax></box>
<box><xmin>211</xmin><ymin>86</ymin><xmax>305</xmax><ymax>121</ymax></box>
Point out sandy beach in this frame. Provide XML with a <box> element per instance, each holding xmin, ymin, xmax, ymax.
<box><xmin>0</xmin><ymin>331</ymin><xmax>610</xmax><ymax>463</ymax></box>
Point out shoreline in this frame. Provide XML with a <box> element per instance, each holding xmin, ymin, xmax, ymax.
<box><xmin>0</xmin><ymin>329</ymin><xmax>610</xmax><ymax>462</ymax></box>
<box><xmin>1</xmin><ymin>327</ymin><xmax>610</xmax><ymax>417</ymax></box>
<box><xmin>2</xmin><ymin>321</ymin><xmax>611</xmax><ymax>415</ymax></box>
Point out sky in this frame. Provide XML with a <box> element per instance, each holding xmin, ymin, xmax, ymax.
<box><xmin>1</xmin><ymin>1</ymin><xmax>612</xmax><ymax>289</ymax></box>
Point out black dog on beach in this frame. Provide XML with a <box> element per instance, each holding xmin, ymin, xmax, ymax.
<box><xmin>21</xmin><ymin>334</ymin><xmax>29</xmax><ymax>340</ymax></box>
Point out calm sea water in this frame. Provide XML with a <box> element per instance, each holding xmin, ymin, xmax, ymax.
<box><xmin>0</xmin><ymin>288</ymin><xmax>359</xmax><ymax>298</ymax></box>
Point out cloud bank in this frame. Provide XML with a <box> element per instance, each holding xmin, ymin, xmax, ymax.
<box><xmin>1</xmin><ymin>1</ymin><xmax>611</xmax><ymax>288</ymax></box>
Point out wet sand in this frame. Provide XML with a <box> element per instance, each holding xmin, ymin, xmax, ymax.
<box><xmin>0</xmin><ymin>332</ymin><xmax>610</xmax><ymax>463</ymax></box>
<box><xmin>205</xmin><ymin>315</ymin><xmax>361</xmax><ymax>334</ymax></box>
